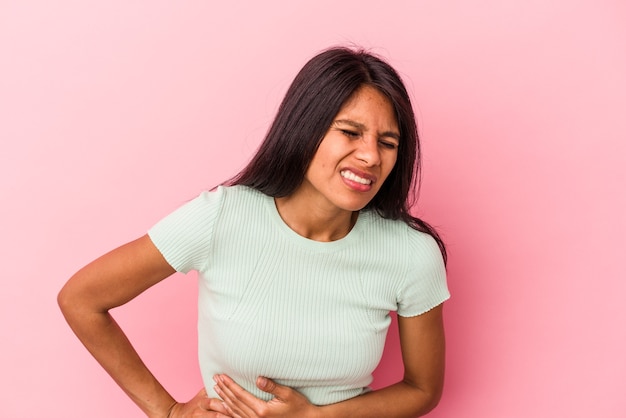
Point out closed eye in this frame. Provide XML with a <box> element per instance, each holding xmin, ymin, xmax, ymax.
<box><xmin>341</xmin><ymin>129</ymin><xmax>360</xmax><ymax>138</ymax></box>
<box><xmin>379</xmin><ymin>140</ymin><xmax>398</xmax><ymax>150</ymax></box>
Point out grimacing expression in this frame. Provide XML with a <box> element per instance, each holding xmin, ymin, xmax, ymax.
<box><xmin>302</xmin><ymin>85</ymin><xmax>400</xmax><ymax>213</ymax></box>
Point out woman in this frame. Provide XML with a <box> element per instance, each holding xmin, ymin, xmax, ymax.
<box><xmin>58</xmin><ymin>46</ymin><xmax>450</xmax><ymax>418</ymax></box>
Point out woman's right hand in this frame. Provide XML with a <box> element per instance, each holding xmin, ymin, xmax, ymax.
<box><xmin>167</xmin><ymin>388</ymin><xmax>232</xmax><ymax>418</ymax></box>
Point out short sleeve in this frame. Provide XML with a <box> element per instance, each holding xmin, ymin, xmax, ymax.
<box><xmin>148</xmin><ymin>187</ymin><xmax>225</xmax><ymax>273</ymax></box>
<box><xmin>397</xmin><ymin>233</ymin><xmax>450</xmax><ymax>317</ymax></box>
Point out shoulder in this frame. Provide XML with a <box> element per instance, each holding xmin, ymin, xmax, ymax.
<box><xmin>219</xmin><ymin>184</ymin><xmax>265</xmax><ymax>201</ymax></box>
<box><xmin>362</xmin><ymin>211</ymin><xmax>440</xmax><ymax>251</ymax></box>
<box><xmin>184</xmin><ymin>185</ymin><xmax>265</xmax><ymax>212</ymax></box>
<box><xmin>361</xmin><ymin>211</ymin><xmax>445</xmax><ymax>271</ymax></box>
<box><xmin>356</xmin><ymin>211</ymin><xmax>449</xmax><ymax>316</ymax></box>
<box><xmin>217</xmin><ymin>185</ymin><xmax>270</xmax><ymax>216</ymax></box>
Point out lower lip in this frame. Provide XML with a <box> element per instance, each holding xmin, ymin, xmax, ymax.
<box><xmin>341</xmin><ymin>175</ymin><xmax>373</xmax><ymax>192</ymax></box>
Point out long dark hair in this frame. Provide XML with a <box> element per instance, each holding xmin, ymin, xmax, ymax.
<box><xmin>226</xmin><ymin>47</ymin><xmax>446</xmax><ymax>263</ymax></box>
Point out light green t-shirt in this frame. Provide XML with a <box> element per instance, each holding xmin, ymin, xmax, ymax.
<box><xmin>149</xmin><ymin>185</ymin><xmax>449</xmax><ymax>405</ymax></box>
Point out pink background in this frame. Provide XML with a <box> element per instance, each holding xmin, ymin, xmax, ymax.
<box><xmin>1</xmin><ymin>1</ymin><xmax>625</xmax><ymax>417</ymax></box>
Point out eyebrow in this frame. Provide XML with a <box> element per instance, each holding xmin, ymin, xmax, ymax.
<box><xmin>333</xmin><ymin>119</ymin><xmax>401</xmax><ymax>141</ymax></box>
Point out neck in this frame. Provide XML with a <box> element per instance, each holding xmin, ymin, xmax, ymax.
<box><xmin>274</xmin><ymin>196</ymin><xmax>358</xmax><ymax>242</ymax></box>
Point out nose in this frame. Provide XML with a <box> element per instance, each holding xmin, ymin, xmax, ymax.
<box><xmin>354</xmin><ymin>135</ymin><xmax>381</xmax><ymax>167</ymax></box>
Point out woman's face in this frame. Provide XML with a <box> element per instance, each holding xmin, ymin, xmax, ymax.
<box><xmin>300</xmin><ymin>85</ymin><xmax>399</xmax><ymax>213</ymax></box>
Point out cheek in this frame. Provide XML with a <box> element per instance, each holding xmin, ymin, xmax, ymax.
<box><xmin>306</xmin><ymin>153</ymin><xmax>333</xmax><ymax>182</ymax></box>
<box><xmin>312</xmin><ymin>142</ymin><xmax>342</xmax><ymax>172</ymax></box>
<box><xmin>383</xmin><ymin>153</ymin><xmax>398</xmax><ymax>177</ymax></box>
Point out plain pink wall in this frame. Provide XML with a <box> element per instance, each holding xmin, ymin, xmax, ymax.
<box><xmin>1</xmin><ymin>1</ymin><xmax>625</xmax><ymax>417</ymax></box>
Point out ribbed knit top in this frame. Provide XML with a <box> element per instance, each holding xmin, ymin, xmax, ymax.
<box><xmin>148</xmin><ymin>185</ymin><xmax>449</xmax><ymax>406</ymax></box>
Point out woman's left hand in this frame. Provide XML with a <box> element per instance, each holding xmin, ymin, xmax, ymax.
<box><xmin>213</xmin><ymin>374</ymin><xmax>318</xmax><ymax>418</ymax></box>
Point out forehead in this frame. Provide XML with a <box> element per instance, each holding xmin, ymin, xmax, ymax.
<box><xmin>336</xmin><ymin>85</ymin><xmax>399</xmax><ymax>128</ymax></box>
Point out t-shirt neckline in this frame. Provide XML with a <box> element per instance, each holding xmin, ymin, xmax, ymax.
<box><xmin>262</xmin><ymin>193</ymin><xmax>366</xmax><ymax>252</ymax></box>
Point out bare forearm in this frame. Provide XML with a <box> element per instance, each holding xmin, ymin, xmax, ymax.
<box><xmin>60</xmin><ymin>305</ymin><xmax>175</xmax><ymax>418</ymax></box>
<box><xmin>315</xmin><ymin>381</ymin><xmax>441</xmax><ymax>418</ymax></box>
<box><xmin>58</xmin><ymin>236</ymin><xmax>181</xmax><ymax>417</ymax></box>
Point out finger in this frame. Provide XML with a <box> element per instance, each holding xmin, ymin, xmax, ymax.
<box><xmin>256</xmin><ymin>377</ymin><xmax>291</xmax><ymax>400</ymax></box>
<box><xmin>215</xmin><ymin>386</ymin><xmax>249</xmax><ymax>418</ymax></box>
<box><xmin>200</xmin><ymin>398</ymin><xmax>230</xmax><ymax>415</ymax></box>
<box><xmin>214</xmin><ymin>375</ymin><xmax>260</xmax><ymax>417</ymax></box>
<box><xmin>215</xmin><ymin>375</ymin><xmax>262</xmax><ymax>404</ymax></box>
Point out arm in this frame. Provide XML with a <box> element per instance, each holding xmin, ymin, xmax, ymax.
<box><xmin>317</xmin><ymin>304</ymin><xmax>446</xmax><ymax>418</ymax></box>
<box><xmin>214</xmin><ymin>304</ymin><xmax>446</xmax><ymax>418</ymax></box>
<box><xmin>57</xmin><ymin>235</ymin><xmax>229</xmax><ymax>418</ymax></box>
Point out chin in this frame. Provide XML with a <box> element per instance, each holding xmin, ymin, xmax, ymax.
<box><xmin>337</xmin><ymin>198</ymin><xmax>372</xmax><ymax>212</ymax></box>
<box><xmin>328</xmin><ymin>188</ymin><xmax>377</xmax><ymax>212</ymax></box>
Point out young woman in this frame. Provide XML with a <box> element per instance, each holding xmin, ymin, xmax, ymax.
<box><xmin>58</xmin><ymin>46</ymin><xmax>450</xmax><ymax>418</ymax></box>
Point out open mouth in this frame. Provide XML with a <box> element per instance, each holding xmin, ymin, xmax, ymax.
<box><xmin>340</xmin><ymin>170</ymin><xmax>372</xmax><ymax>185</ymax></box>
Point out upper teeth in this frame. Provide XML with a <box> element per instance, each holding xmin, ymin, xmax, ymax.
<box><xmin>341</xmin><ymin>170</ymin><xmax>372</xmax><ymax>185</ymax></box>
